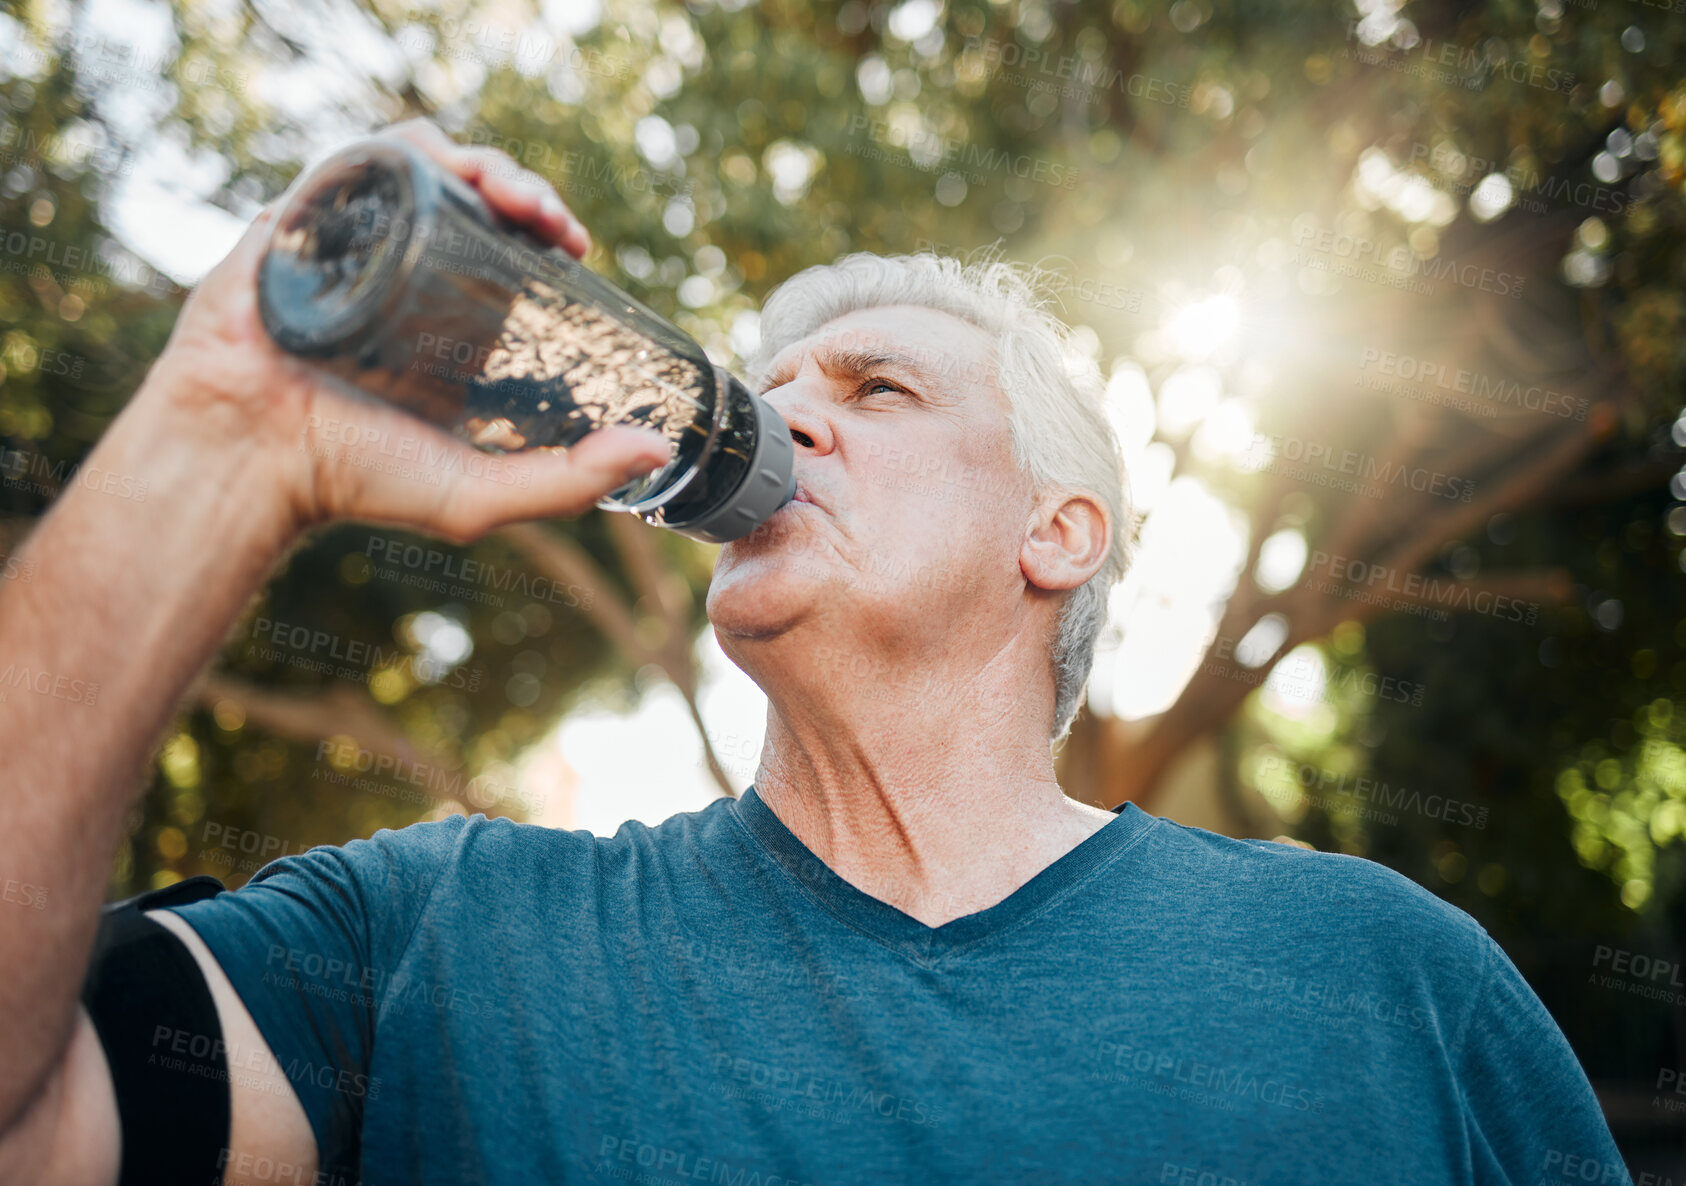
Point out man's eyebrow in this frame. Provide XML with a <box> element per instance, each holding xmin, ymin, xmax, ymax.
<box><xmin>762</xmin><ymin>346</ymin><xmax>940</xmax><ymax>388</ymax></box>
<box><xmin>822</xmin><ymin>346</ymin><xmax>941</xmax><ymax>383</ymax></box>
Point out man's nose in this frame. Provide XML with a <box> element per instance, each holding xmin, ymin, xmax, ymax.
<box><xmin>763</xmin><ymin>379</ymin><xmax>833</xmax><ymax>454</ymax></box>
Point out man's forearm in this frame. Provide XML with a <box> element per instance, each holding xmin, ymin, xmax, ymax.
<box><xmin>0</xmin><ymin>377</ymin><xmax>297</xmax><ymax>1128</ymax></box>
<box><xmin>0</xmin><ymin>120</ymin><xmax>637</xmax><ymax>1137</ymax></box>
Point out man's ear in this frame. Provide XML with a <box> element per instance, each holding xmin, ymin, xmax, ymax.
<box><xmin>1021</xmin><ymin>490</ymin><xmax>1110</xmax><ymax>592</ymax></box>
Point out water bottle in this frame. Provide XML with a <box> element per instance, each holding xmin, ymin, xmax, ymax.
<box><xmin>254</xmin><ymin>134</ymin><xmax>796</xmax><ymax>543</ymax></box>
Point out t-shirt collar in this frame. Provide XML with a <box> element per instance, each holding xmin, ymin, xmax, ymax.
<box><xmin>729</xmin><ymin>785</ymin><xmax>1157</xmax><ymax>965</ymax></box>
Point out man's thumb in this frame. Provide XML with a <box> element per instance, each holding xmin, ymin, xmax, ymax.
<box><xmin>568</xmin><ymin>424</ymin><xmax>673</xmax><ymax>485</ymax></box>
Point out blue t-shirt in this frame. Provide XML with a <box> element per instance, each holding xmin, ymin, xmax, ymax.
<box><xmin>168</xmin><ymin>789</ymin><xmax>1624</xmax><ymax>1186</ymax></box>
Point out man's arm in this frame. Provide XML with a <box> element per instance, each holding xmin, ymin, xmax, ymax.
<box><xmin>0</xmin><ymin>366</ymin><xmax>300</xmax><ymax>1171</ymax></box>
<box><xmin>1456</xmin><ymin>931</ymin><xmax>1625</xmax><ymax>1184</ymax></box>
<box><xmin>10</xmin><ymin>928</ymin><xmax>316</xmax><ymax>1186</ymax></box>
<box><xmin>0</xmin><ymin>119</ymin><xmax>673</xmax><ymax>1183</ymax></box>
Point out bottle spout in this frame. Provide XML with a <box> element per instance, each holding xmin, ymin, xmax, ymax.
<box><xmin>655</xmin><ymin>389</ymin><xmax>797</xmax><ymax>544</ymax></box>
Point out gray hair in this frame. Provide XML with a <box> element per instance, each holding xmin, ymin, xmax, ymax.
<box><xmin>747</xmin><ymin>248</ymin><xmax>1137</xmax><ymax>745</ymax></box>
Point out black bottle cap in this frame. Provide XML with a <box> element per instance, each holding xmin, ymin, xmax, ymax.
<box><xmin>257</xmin><ymin>138</ymin><xmax>424</xmax><ymax>357</ymax></box>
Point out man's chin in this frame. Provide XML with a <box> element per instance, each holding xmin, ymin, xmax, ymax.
<box><xmin>706</xmin><ymin>557</ymin><xmax>832</xmax><ymax>642</ymax></box>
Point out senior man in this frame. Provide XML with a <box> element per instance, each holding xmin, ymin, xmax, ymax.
<box><xmin>0</xmin><ymin>122</ymin><xmax>1624</xmax><ymax>1186</ymax></box>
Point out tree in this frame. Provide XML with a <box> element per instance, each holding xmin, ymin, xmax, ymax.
<box><xmin>3</xmin><ymin>0</ymin><xmax>1683</xmax><ymax>1155</ymax></box>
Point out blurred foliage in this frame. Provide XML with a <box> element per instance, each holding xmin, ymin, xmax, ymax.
<box><xmin>1</xmin><ymin>0</ymin><xmax>1685</xmax><ymax>1143</ymax></box>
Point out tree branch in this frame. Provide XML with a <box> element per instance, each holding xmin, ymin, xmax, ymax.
<box><xmin>605</xmin><ymin>514</ymin><xmax>738</xmax><ymax>798</ymax></box>
<box><xmin>501</xmin><ymin>520</ymin><xmax>738</xmax><ymax>799</ymax></box>
<box><xmin>498</xmin><ymin>522</ymin><xmax>655</xmax><ymax>665</ymax></box>
<box><xmin>189</xmin><ymin>670</ymin><xmax>457</xmax><ymax>800</ymax></box>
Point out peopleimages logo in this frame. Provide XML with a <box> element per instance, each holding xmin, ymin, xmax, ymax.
<box><xmin>1091</xmin><ymin>1039</ymin><xmax>1323</xmax><ymax>1114</ymax></box>
<box><xmin>1</xmin><ymin>447</ymin><xmax>150</xmax><ymax>502</ymax></box>
<box><xmin>1204</xmin><ymin>954</ymin><xmax>1438</xmax><ymax>1032</ymax></box>
<box><xmin>314</xmin><ymin>739</ymin><xmax>535</xmax><ymax>813</ymax></box>
<box><xmin>1</xmin><ymin>877</ymin><xmax>48</xmax><ymax>910</ymax></box>
<box><xmin>1293</xmin><ymin>222</ymin><xmax>1526</xmax><ymax>299</ymax></box>
<box><xmin>1540</xmin><ymin>1148</ymin><xmax>1656</xmax><ymax>1185</ymax></box>
<box><xmin>710</xmin><ymin>1053</ymin><xmax>944</xmax><ymax>1128</ymax></box>
<box><xmin>1404</xmin><ymin>142</ymin><xmax>1626</xmax><ymax>216</ymax></box>
<box><xmin>862</xmin><ymin>441</ymin><xmax>1019</xmax><ymax>505</ymax></box>
<box><xmin>247</xmin><ymin>616</ymin><xmax>483</xmax><ymax>692</ymax></box>
<box><xmin>843</xmin><ymin>114</ymin><xmax>1081</xmax><ymax>190</ymax></box>
<box><xmin>959</xmin><ymin>37</ymin><xmax>1192</xmax><ymax>107</ymax></box>
<box><xmin>215</xmin><ymin>1148</ymin><xmax>358</xmax><ymax>1186</ymax></box>
<box><xmin>1203</xmin><ymin>635</ymin><xmax>1429</xmax><ymax>708</ymax></box>
<box><xmin>0</xmin><ymin>122</ymin><xmax>134</xmax><ymax>178</ymax></box>
<box><xmin>0</xmin><ymin>663</ymin><xmax>99</xmax><ymax>706</ymax></box>
<box><xmin>0</xmin><ymin>229</ymin><xmax>174</xmax><ymax>298</ymax></box>
<box><xmin>1159</xmin><ymin>1163</ymin><xmax>1256</xmax><ymax>1186</ymax></box>
<box><xmin>1239</xmin><ymin>434</ymin><xmax>1476</xmax><ymax>503</ymax></box>
<box><xmin>263</xmin><ymin>943</ymin><xmax>486</xmax><ymax>1022</ymax></box>
<box><xmin>1345</xmin><ymin>22</ymin><xmax>1576</xmax><ymax>95</ymax></box>
<box><xmin>1589</xmin><ymin>945</ymin><xmax>1686</xmax><ymax>1007</ymax></box>
<box><xmin>1257</xmin><ymin>755</ymin><xmax>1490</xmax><ymax>829</ymax></box>
<box><xmin>596</xmin><ymin>1136</ymin><xmax>818</xmax><ymax>1186</ymax></box>
<box><xmin>466</xmin><ymin>128</ymin><xmax>691</xmax><ymax>199</ymax></box>
<box><xmin>252</xmin><ymin>618</ymin><xmax>394</xmax><ymax>669</ymax></box>
<box><xmin>299</xmin><ymin>415</ymin><xmax>531</xmax><ymax>490</ymax></box>
<box><xmin>1357</xmin><ymin>348</ymin><xmax>1588</xmax><ymax>420</ymax></box>
<box><xmin>1306</xmin><ymin>551</ymin><xmax>1540</xmax><ymax>626</ymax></box>
<box><xmin>362</xmin><ymin>534</ymin><xmax>593</xmax><ymax>611</ymax></box>
<box><xmin>200</xmin><ymin>821</ymin><xmax>313</xmax><ymax>866</ymax></box>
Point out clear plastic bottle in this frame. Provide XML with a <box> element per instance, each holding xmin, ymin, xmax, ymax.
<box><xmin>255</xmin><ymin>135</ymin><xmax>795</xmax><ymax>542</ymax></box>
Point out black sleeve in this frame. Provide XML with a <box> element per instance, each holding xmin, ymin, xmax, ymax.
<box><xmin>80</xmin><ymin>874</ymin><xmax>232</xmax><ymax>1186</ymax></box>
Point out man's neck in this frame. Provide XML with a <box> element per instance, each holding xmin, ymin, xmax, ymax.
<box><xmin>748</xmin><ymin>655</ymin><xmax>1115</xmax><ymax>928</ymax></box>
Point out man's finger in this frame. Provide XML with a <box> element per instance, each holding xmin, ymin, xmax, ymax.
<box><xmin>381</xmin><ymin>120</ymin><xmax>592</xmax><ymax>257</ymax></box>
<box><xmin>460</xmin><ymin>147</ymin><xmax>591</xmax><ymax>258</ymax></box>
<box><xmin>323</xmin><ymin>423</ymin><xmax>669</xmax><ymax>543</ymax></box>
<box><xmin>424</xmin><ymin>426</ymin><xmax>672</xmax><ymax>541</ymax></box>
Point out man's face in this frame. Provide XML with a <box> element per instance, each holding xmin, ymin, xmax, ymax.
<box><xmin>706</xmin><ymin>305</ymin><xmax>1035</xmax><ymax>659</ymax></box>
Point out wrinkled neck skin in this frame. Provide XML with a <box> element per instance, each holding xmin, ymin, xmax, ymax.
<box><xmin>707</xmin><ymin>302</ymin><xmax>1122</xmax><ymax>928</ymax></box>
<box><xmin>739</xmin><ymin>616</ymin><xmax>1116</xmax><ymax>929</ymax></box>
